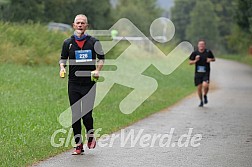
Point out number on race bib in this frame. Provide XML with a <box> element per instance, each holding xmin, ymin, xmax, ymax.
<box><xmin>75</xmin><ymin>50</ymin><xmax>92</xmax><ymax>62</ymax></box>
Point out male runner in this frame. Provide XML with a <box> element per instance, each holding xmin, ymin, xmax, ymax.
<box><xmin>189</xmin><ymin>40</ymin><xmax>215</xmax><ymax>107</ymax></box>
<box><xmin>59</xmin><ymin>14</ymin><xmax>104</xmax><ymax>154</ymax></box>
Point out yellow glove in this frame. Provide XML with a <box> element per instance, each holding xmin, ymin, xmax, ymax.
<box><xmin>60</xmin><ymin>68</ymin><xmax>66</xmax><ymax>78</ymax></box>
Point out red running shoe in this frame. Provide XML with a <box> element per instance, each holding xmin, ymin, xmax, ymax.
<box><xmin>72</xmin><ymin>143</ymin><xmax>84</xmax><ymax>155</ymax></box>
<box><xmin>87</xmin><ymin>138</ymin><xmax>96</xmax><ymax>149</ymax></box>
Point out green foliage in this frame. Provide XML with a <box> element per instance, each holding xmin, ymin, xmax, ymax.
<box><xmin>1</xmin><ymin>0</ymin><xmax>45</xmax><ymax>22</ymax></box>
<box><xmin>1</xmin><ymin>0</ymin><xmax>164</xmax><ymax>33</ymax></box>
<box><xmin>226</xmin><ymin>0</ymin><xmax>252</xmax><ymax>54</ymax></box>
<box><xmin>186</xmin><ymin>0</ymin><xmax>219</xmax><ymax>49</ymax></box>
<box><xmin>112</xmin><ymin>0</ymin><xmax>163</xmax><ymax>35</ymax></box>
<box><xmin>43</xmin><ymin>0</ymin><xmax>73</xmax><ymax>23</ymax></box>
<box><xmin>235</xmin><ymin>0</ymin><xmax>252</xmax><ymax>33</ymax></box>
<box><xmin>0</xmin><ymin>21</ymin><xmax>68</xmax><ymax>65</ymax></box>
<box><xmin>226</xmin><ymin>25</ymin><xmax>252</xmax><ymax>54</ymax></box>
<box><xmin>211</xmin><ymin>0</ymin><xmax>236</xmax><ymax>52</ymax></box>
<box><xmin>171</xmin><ymin>0</ymin><xmax>240</xmax><ymax>53</ymax></box>
<box><xmin>171</xmin><ymin>0</ymin><xmax>196</xmax><ymax>40</ymax></box>
<box><xmin>0</xmin><ymin>0</ymin><xmax>113</xmax><ymax>29</ymax></box>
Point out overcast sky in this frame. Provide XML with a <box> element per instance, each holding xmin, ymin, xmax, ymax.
<box><xmin>157</xmin><ymin>0</ymin><xmax>174</xmax><ymax>11</ymax></box>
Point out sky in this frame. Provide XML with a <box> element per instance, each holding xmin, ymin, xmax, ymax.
<box><xmin>157</xmin><ymin>0</ymin><xmax>174</xmax><ymax>11</ymax></box>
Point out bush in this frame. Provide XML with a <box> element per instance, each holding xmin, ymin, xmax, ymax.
<box><xmin>226</xmin><ymin>25</ymin><xmax>252</xmax><ymax>54</ymax></box>
<box><xmin>0</xmin><ymin>22</ymin><xmax>69</xmax><ymax>65</ymax></box>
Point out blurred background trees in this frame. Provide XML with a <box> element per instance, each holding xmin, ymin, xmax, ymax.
<box><xmin>0</xmin><ymin>0</ymin><xmax>113</xmax><ymax>29</ymax></box>
<box><xmin>0</xmin><ymin>0</ymin><xmax>251</xmax><ymax>54</ymax></box>
<box><xmin>171</xmin><ymin>0</ymin><xmax>252</xmax><ymax>54</ymax></box>
<box><xmin>111</xmin><ymin>0</ymin><xmax>162</xmax><ymax>35</ymax></box>
<box><xmin>185</xmin><ymin>0</ymin><xmax>219</xmax><ymax>50</ymax></box>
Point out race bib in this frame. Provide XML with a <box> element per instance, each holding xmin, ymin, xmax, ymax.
<box><xmin>197</xmin><ymin>66</ymin><xmax>206</xmax><ymax>73</ymax></box>
<box><xmin>75</xmin><ymin>50</ymin><xmax>92</xmax><ymax>62</ymax></box>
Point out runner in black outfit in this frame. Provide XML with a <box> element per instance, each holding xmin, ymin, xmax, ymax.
<box><xmin>59</xmin><ymin>14</ymin><xmax>104</xmax><ymax>155</ymax></box>
<box><xmin>189</xmin><ymin>40</ymin><xmax>215</xmax><ymax>107</ymax></box>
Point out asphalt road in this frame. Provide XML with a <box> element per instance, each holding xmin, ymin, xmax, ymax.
<box><xmin>33</xmin><ymin>59</ymin><xmax>252</xmax><ymax>167</ymax></box>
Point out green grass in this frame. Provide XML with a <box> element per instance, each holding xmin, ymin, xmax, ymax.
<box><xmin>218</xmin><ymin>54</ymin><xmax>252</xmax><ymax>67</ymax></box>
<box><xmin>0</xmin><ymin>61</ymin><xmax>195</xmax><ymax>167</ymax></box>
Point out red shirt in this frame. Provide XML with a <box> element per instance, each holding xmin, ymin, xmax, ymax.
<box><xmin>75</xmin><ymin>40</ymin><xmax>86</xmax><ymax>49</ymax></box>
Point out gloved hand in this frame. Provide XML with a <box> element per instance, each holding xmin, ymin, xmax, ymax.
<box><xmin>60</xmin><ymin>68</ymin><xmax>66</xmax><ymax>78</ymax></box>
<box><xmin>91</xmin><ymin>71</ymin><xmax>99</xmax><ymax>82</ymax></box>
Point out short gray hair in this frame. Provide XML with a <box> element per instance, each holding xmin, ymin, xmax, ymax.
<box><xmin>74</xmin><ymin>14</ymin><xmax>88</xmax><ymax>23</ymax></box>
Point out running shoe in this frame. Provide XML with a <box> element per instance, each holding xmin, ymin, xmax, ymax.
<box><xmin>87</xmin><ymin>138</ymin><xmax>96</xmax><ymax>149</ymax></box>
<box><xmin>72</xmin><ymin>143</ymin><xmax>84</xmax><ymax>155</ymax></box>
<box><xmin>204</xmin><ymin>95</ymin><xmax>208</xmax><ymax>104</ymax></box>
<box><xmin>199</xmin><ymin>101</ymin><xmax>204</xmax><ymax>107</ymax></box>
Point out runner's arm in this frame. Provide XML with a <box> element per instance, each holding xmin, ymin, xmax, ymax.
<box><xmin>207</xmin><ymin>58</ymin><xmax>215</xmax><ymax>63</ymax></box>
<box><xmin>59</xmin><ymin>40</ymin><xmax>69</xmax><ymax>76</ymax></box>
<box><xmin>189</xmin><ymin>59</ymin><xmax>198</xmax><ymax>65</ymax></box>
<box><xmin>92</xmin><ymin>40</ymin><xmax>105</xmax><ymax>78</ymax></box>
<box><xmin>96</xmin><ymin>59</ymin><xmax>104</xmax><ymax>71</ymax></box>
<box><xmin>207</xmin><ymin>50</ymin><xmax>215</xmax><ymax>63</ymax></box>
<box><xmin>189</xmin><ymin>52</ymin><xmax>199</xmax><ymax>65</ymax></box>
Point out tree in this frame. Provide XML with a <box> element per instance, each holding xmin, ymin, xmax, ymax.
<box><xmin>170</xmin><ymin>0</ymin><xmax>196</xmax><ymax>40</ymax></box>
<box><xmin>210</xmin><ymin>0</ymin><xmax>236</xmax><ymax>52</ymax></box>
<box><xmin>226</xmin><ymin>0</ymin><xmax>252</xmax><ymax>54</ymax></box>
<box><xmin>0</xmin><ymin>0</ymin><xmax>113</xmax><ymax>30</ymax></box>
<box><xmin>235</xmin><ymin>0</ymin><xmax>252</xmax><ymax>33</ymax></box>
<box><xmin>43</xmin><ymin>0</ymin><xmax>70</xmax><ymax>23</ymax></box>
<box><xmin>171</xmin><ymin>0</ymin><xmax>238</xmax><ymax>53</ymax></box>
<box><xmin>186</xmin><ymin>0</ymin><xmax>219</xmax><ymax>49</ymax></box>
<box><xmin>70</xmin><ymin>0</ymin><xmax>113</xmax><ymax>29</ymax></box>
<box><xmin>112</xmin><ymin>0</ymin><xmax>162</xmax><ymax>35</ymax></box>
<box><xmin>2</xmin><ymin>0</ymin><xmax>45</xmax><ymax>22</ymax></box>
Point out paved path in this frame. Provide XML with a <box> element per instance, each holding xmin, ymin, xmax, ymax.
<box><xmin>34</xmin><ymin>59</ymin><xmax>252</xmax><ymax>167</ymax></box>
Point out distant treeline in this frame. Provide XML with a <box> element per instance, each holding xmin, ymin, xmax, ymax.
<box><xmin>171</xmin><ymin>0</ymin><xmax>252</xmax><ymax>54</ymax></box>
<box><xmin>0</xmin><ymin>0</ymin><xmax>251</xmax><ymax>54</ymax></box>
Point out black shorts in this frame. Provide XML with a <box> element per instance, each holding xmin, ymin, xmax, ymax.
<box><xmin>194</xmin><ymin>73</ymin><xmax>210</xmax><ymax>86</ymax></box>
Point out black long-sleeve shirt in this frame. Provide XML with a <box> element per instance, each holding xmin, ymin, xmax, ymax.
<box><xmin>60</xmin><ymin>35</ymin><xmax>104</xmax><ymax>84</ymax></box>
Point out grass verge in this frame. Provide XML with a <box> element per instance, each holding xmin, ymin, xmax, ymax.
<box><xmin>218</xmin><ymin>54</ymin><xmax>252</xmax><ymax>67</ymax></box>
